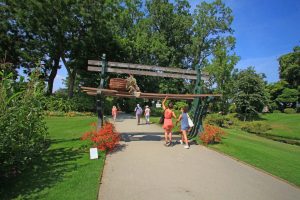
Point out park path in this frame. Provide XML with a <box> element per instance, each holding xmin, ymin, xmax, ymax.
<box><xmin>98</xmin><ymin>113</ymin><xmax>300</xmax><ymax>200</ymax></box>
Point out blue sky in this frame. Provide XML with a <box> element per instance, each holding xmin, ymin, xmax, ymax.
<box><xmin>53</xmin><ymin>0</ymin><xmax>300</xmax><ymax>91</ymax></box>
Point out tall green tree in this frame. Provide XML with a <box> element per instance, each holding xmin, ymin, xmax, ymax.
<box><xmin>276</xmin><ymin>88</ymin><xmax>299</xmax><ymax>109</ymax></box>
<box><xmin>205</xmin><ymin>37</ymin><xmax>239</xmax><ymax>113</ymax></box>
<box><xmin>266</xmin><ymin>80</ymin><xmax>289</xmax><ymax>111</ymax></box>
<box><xmin>233</xmin><ymin>67</ymin><xmax>268</xmax><ymax>121</ymax></box>
<box><xmin>189</xmin><ymin>0</ymin><xmax>233</xmax><ymax>68</ymax></box>
<box><xmin>279</xmin><ymin>45</ymin><xmax>300</xmax><ymax>88</ymax></box>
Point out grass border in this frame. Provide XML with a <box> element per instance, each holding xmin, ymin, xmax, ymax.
<box><xmin>96</xmin><ymin>153</ymin><xmax>107</xmax><ymax>200</ymax></box>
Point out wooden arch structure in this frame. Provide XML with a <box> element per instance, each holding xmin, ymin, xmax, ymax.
<box><xmin>82</xmin><ymin>54</ymin><xmax>221</xmax><ymax>138</ymax></box>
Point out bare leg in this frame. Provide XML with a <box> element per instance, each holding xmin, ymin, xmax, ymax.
<box><xmin>168</xmin><ymin>129</ymin><xmax>172</xmax><ymax>145</ymax></box>
<box><xmin>164</xmin><ymin>130</ymin><xmax>168</xmax><ymax>144</ymax></box>
<box><xmin>182</xmin><ymin>130</ymin><xmax>189</xmax><ymax>146</ymax></box>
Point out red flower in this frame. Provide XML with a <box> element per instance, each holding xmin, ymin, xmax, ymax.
<box><xmin>81</xmin><ymin>122</ymin><xmax>120</xmax><ymax>152</ymax></box>
<box><xmin>200</xmin><ymin>124</ymin><xmax>225</xmax><ymax>145</ymax></box>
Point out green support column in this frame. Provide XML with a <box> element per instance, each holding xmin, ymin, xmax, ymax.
<box><xmin>96</xmin><ymin>53</ymin><xmax>107</xmax><ymax>132</ymax></box>
<box><xmin>189</xmin><ymin>64</ymin><xmax>209</xmax><ymax>139</ymax></box>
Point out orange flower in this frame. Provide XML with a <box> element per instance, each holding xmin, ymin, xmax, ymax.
<box><xmin>200</xmin><ymin>124</ymin><xmax>225</xmax><ymax>145</ymax></box>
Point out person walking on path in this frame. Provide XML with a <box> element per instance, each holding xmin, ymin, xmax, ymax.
<box><xmin>144</xmin><ymin>105</ymin><xmax>151</xmax><ymax>125</ymax></box>
<box><xmin>176</xmin><ymin>106</ymin><xmax>190</xmax><ymax>149</ymax></box>
<box><xmin>112</xmin><ymin>106</ymin><xmax>118</xmax><ymax>122</ymax></box>
<box><xmin>162</xmin><ymin>96</ymin><xmax>176</xmax><ymax>146</ymax></box>
<box><xmin>134</xmin><ymin>104</ymin><xmax>143</xmax><ymax>125</ymax></box>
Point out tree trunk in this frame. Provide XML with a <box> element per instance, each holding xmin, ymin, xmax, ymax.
<box><xmin>68</xmin><ymin>71</ymin><xmax>76</xmax><ymax>98</ymax></box>
<box><xmin>47</xmin><ymin>57</ymin><xmax>60</xmax><ymax>95</ymax></box>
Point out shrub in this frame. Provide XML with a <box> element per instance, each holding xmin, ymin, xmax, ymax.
<box><xmin>204</xmin><ymin>114</ymin><xmax>236</xmax><ymax>128</ymax></box>
<box><xmin>283</xmin><ymin>108</ymin><xmax>296</xmax><ymax>114</ymax></box>
<box><xmin>151</xmin><ymin>107</ymin><xmax>164</xmax><ymax>117</ymax></box>
<box><xmin>200</xmin><ymin>124</ymin><xmax>225</xmax><ymax>145</ymax></box>
<box><xmin>81</xmin><ymin>122</ymin><xmax>120</xmax><ymax>152</ymax></box>
<box><xmin>228</xmin><ymin>103</ymin><xmax>237</xmax><ymax>113</ymax></box>
<box><xmin>43</xmin><ymin>93</ymin><xmax>95</xmax><ymax>113</ymax></box>
<box><xmin>241</xmin><ymin>122</ymin><xmax>271</xmax><ymax>134</ymax></box>
<box><xmin>174</xmin><ymin>101</ymin><xmax>188</xmax><ymax>110</ymax></box>
<box><xmin>273</xmin><ymin>110</ymin><xmax>282</xmax><ymax>113</ymax></box>
<box><xmin>0</xmin><ymin>70</ymin><xmax>48</xmax><ymax>177</ymax></box>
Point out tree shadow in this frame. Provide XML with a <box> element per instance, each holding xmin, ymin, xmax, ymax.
<box><xmin>120</xmin><ymin>132</ymin><xmax>181</xmax><ymax>142</ymax></box>
<box><xmin>0</xmin><ymin>140</ymin><xmax>87</xmax><ymax>200</ymax></box>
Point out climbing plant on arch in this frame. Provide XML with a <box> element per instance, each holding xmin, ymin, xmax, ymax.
<box><xmin>82</xmin><ymin>54</ymin><xmax>221</xmax><ymax>138</ymax></box>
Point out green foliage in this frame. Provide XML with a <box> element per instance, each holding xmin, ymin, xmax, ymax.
<box><xmin>273</xmin><ymin>110</ymin><xmax>282</xmax><ymax>113</ymax></box>
<box><xmin>283</xmin><ymin>108</ymin><xmax>296</xmax><ymax>114</ymax></box>
<box><xmin>151</xmin><ymin>107</ymin><xmax>164</xmax><ymax>117</ymax></box>
<box><xmin>228</xmin><ymin>103</ymin><xmax>237</xmax><ymax>113</ymax></box>
<box><xmin>174</xmin><ymin>101</ymin><xmax>188</xmax><ymax>110</ymax></box>
<box><xmin>204</xmin><ymin>113</ymin><xmax>237</xmax><ymax>128</ymax></box>
<box><xmin>205</xmin><ymin>38</ymin><xmax>240</xmax><ymax>113</ymax></box>
<box><xmin>278</xmin><ymin>45</ymin><xmax>300</xmax><ymax>88</ymax></box>
<box><xmin>276</xmin><ymin>88</ymin><xmax>299</xmax><ymax>107</ymax></box>
<box><xmin>233</xmin><ymin>67</ymin><xmax>268</xmax><ymax>121</ymax></box>
<box><xmin>241</xmin><ymin>122</ymin><xmax>271</xmax><ymax>134</ymax></box>
<box><xmin>43</xmin><ymin>93</ymin><xmax>95</xmax><ymax>113</ymax></box>
<box><xmin>0</xmin><ymin>70</ymin><xmax>48</xmax><ymax>177</ymax></box>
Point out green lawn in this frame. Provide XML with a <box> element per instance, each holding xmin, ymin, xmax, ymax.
<box><xmin>261</xmin><ymin>113</ymin><xmax>300</xmax><ymax>140</ymax></box>
<box><xmin>210</xmin><ymin>128</ymin><xmax>300</xmax><ymax>187</ymax></box>
<box><xmin>1</xmin><ymin>116</ymin><xmax>105</xmax><ymax>200</ymax></box>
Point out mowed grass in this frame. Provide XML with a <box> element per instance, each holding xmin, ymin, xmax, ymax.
<box><xmin>261</xmin><ymin>113</ymin><xmax>300</xmax><ymax>140</ymax></box>
<box><xmin>210</xmin><ymin>128</ymin><xmax>300</xmax><ymax>186</ymax></box>
<box><xmin>1</xmin><ymin>116</ymin><xmax>105</xmax><ymax>200</ymax></box>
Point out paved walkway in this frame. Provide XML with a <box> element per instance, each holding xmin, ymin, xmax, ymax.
<box><xmin>98</xmin><ymin>113</ymin><xmax>300</xmax><ymax>200</ymax></box>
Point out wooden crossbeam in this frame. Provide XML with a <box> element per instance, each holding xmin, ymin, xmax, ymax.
<box><xmin>88</xmin><ymin>60</ymin><xmax>198</xmax><ymax>75</ymax></box>
<box><xmin>88</xmin><ymin>66</ymin><xmax>197</xmax><ymax>80</ymax></box>
<box><xmin>81</xmin><ymin>87</ymin><xmax>221</xmax><ymax>99</ymax></box>
<box><xmin>85</xmin><ymin>91</ymin><xmax>195</xmax><ymax>100</ymax></box>
<box><xmin>81</xmin><ymin>87</ymin><xmax>118</xmax><ymax>93</ymax></box>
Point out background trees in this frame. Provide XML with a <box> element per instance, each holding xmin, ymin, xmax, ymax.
<box><xmin>1</xmin><ymin>0</ymin><xmax>298</xmax><ymax>116</ymax></box>
<box><xmin>233</xmin><ymin>67</ymin><xmax>268</xmax><ymax>120</ymax></box>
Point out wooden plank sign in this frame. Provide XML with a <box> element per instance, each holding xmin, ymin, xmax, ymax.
<box><xmin>87</xmin><ymin>60</ymin><xmax>210</xmax><ymax>80</ymax></box>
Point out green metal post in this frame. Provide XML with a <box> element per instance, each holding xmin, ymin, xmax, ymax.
<box><xmin>96</xmin><ymin>53</ymin><xmax>107</xmax><ymax>132</ymax></box>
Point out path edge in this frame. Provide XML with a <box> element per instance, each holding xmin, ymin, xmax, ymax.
<box><xmin>202</xmin><ymin>145</ymin><xmax>300</xmax><ymax>190</ymax></box>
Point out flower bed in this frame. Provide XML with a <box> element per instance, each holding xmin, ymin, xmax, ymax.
<box><xmin>81</xmin><ymin>122</ymin><xmax>120</xmax><ymax>152</ymax></box>
<box><xmin>200</xmin><ymin>124</ymin><xmax>225</xmax><ymax>145</ymax></box>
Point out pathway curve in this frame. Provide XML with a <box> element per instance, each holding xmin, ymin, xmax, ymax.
<box><xmin>98</xmin><ymin>113</ymin><xmax>300</xmax><ymax>200</ymax></box>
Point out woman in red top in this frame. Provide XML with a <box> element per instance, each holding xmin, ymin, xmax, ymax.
<box><xmin>112</xmin><ymin>106</ymin><xmax>117</xmax><ymax>122</ymax></box>
<box><xmin>162</xmin><ymin>96</ymin><xmax>177</xmax><ymax>146</ymax></box>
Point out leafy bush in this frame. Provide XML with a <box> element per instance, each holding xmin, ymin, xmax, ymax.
<box><xmin>151</xmin><ymin>107</ymin><xmax>164</xmax><ymax>117</ymax></box>
<box><xmin>43</xmin><ymin>93</ymin><xmax>95</xmax><ymax>113</ymax></box>
<box><xmin>174</xmin><ymin>101</ymin><xmax>188</xmax><ymax>110</ymax></box>
<box><xmin>241</xmin><ymin>122</ymin><xmax>271</xmax><ymax>134</ymax></box>
<box><xmin>200</xmin><ymin>124</ymin><xmax>225</xmax><ymax>145</ymax></box>
<box><xmin>0</xmin><ymin>70</ymin><xmax>48</xmax><ymax>177</ymax></box>
<box><xmin>81</xmin><ymin>122</ymin><xmax>120</xmax><ymax>152</ymax></box>
<box><xmin>273</xmin><ymin>110</ymin><xmax>281</xmax><ymax>113</ymax></box>
<box><xmin>283</xmin><ymin>108</ymin><xmax>296</xmax><ymax>114</ymax></box>
<box><xmin>228</xmin><ymin>103</ymin><xmax>236</xmax><ymax>113</ymax></box>
<box><xmin>204</xmin><ymin>114</ymin><xmax>236</xmax><ymax>128</ymax></box>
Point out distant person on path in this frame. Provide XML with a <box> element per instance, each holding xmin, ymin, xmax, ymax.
<box><xmin>134</xmin><ymin>104</ymin><xmax>143</xmax><ymax>125</ymax></box>
<box><xmin>176</xmin><ymin>106</ymin><xmax>190</xmax><ymax>149</ymax></box>
<box><xmin>112</xmin><ymin>106</ymin><xmax>118</xmax><ymax>122</ymax></box>
<box><xmin>144</xmin><ymin>105</ymin><xmax>151</xmax><ymax>125</ymax></box>
<box><xmin>162</xmin><ymin>96</ymin><xmax>177</xmax><ymax>146</ymax></box>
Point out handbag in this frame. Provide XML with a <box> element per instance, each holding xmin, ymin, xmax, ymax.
<box><xmin>159</xmin><ymin>110</ymin><xmax>165</xmax><ymax>124</ymax></box>
<box><xmin>187</xmin><ymin>113</ymin><xmax>194</xmax><ymax>127</ymax></box>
